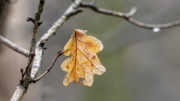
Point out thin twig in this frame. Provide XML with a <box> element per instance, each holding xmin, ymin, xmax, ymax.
<box><xmin>23</xmin><ymin>52</ymin><xmax>35</xmax><ymax>75</ymax></box>
<box><xmin>80</xmin><ymin>1</ymin><xmax>137</xmax><ymax>17</ymax></box>
<box><xmin>80</xmin><ymin>1</ymin><xmax>180</xmax><ymax>29</ymax></box>
<box><xmin>29</xmin><ymin>0</ymin><xmax>44</xmax><ymax>55</ymax></box>
<box><xmin>20</xmin><ymin>52</ymin><xmax>35</xmax><ymax>84</ymax></box>
<box><xmin>128</xmin><ymin>18</ymin><xmax>180</xmax><ymax>29</ymax></box>
<box><xmin>0</xmin><ymin>35</ymin><xmax>29</xmax><ymax>57</ymax></box>
<box><xmin>30</xmin><ymin>51</ymin><xmax>64</xmax><ymax>83</ymax></box>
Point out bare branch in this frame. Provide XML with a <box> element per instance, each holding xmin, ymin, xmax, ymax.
<box><xmin>30</xmin><ymin>0</ymin><xmax>83</xmax><ymax>80</ymax></box>
<box><xmin>80</xmin><ymin>1</ymin><xmax>137</xmax><ymax>17</ymax></box>
<box><xmin>29</xmin><ymin>0</ymin><xmax>44</xmax><ymax>54</ymax></box>
<box><xmin>20</xmin><ymin>52</ymin><xmax>35</xmax><ymax>84</ymax></box>
<box><xmin>10</xmin><ymin>0</ymin><xmax>45</xmax><ymax>101</ymax></box>
<box><xmin>30</xmin><ymin>51</ymin><xmax>64</xmax><ymax>83</ymax></box>
<box><xmin>37</xmin><ymin>1</ymin><xmax>83</xmax><ymax>45</ymax></box>
<box><xmin>128</xmin><ymin>18</ymin><xmax>180</xmax><ymax>29</ymax></box>
<box><xmin>11</xmin><ymin>0</ymin><xmax>83</xmax><ymax>100</ymax></box>
<box><xmin>80</xmin><ymin>1</ymin><xmax>180</xmax><ymax>29</ymax></box>
<box><xmin>10</xmin><ymin>85</ymin><xmax>26</xmax><ymax>101</ymax></box>
<box><xmin>0</xmin><ymin>35</ymin><xmax>29</xmax><ymax>57</ymax></box>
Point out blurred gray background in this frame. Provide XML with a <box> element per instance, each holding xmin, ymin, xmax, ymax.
<box><xmin>1</xmin><ymin>0</ymin><xmax>180</xmax><ymax>101</ymax></box>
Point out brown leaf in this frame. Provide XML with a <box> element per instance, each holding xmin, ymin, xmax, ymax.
<box><xmin>61</xmin><ymin>28</ymin><xmax>106</xmax><ymax>86</ymax></box>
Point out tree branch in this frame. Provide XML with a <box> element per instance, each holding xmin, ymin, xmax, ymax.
<box><xmin>80</xmin><ymin>1</ymin><xmax>137</xmax><ymax>17</ymax></box>
<box><xmin>0</xmin><ymin>35</ymin><xmax>29</xmax><ymax>57</ymax></box>
<box><xmin>29</xmin><ymin>0</ymin><xmax>44</xmax><ymax>54</ymax></box>
<box><xmin>9</xmin><ymin>0</ymin><xmax>83</xmax><ymax>101</ymax></box>
<box><xmin>37</xmin><ymin>1</ymin><xmax>83</xmax><ymax>45</ymax></box>
<box><xmin>10</xmin><ymin>0</ymin><xmax>45</xmax><ymax>101</ymax></box>
<box><xmin>10</xmin><ymin>53</ymin><xmax>36</xmax><ymax>101</ymax></box>
<box><xmin>30</xmin><ymin>0</ymin><xmax>83</xmax><ymax>79</ymax></box>
<box><xmin>20</xmin><ymin>52</ymin><xmax>35</xmax><ymax>84</ymax></box>
<box><xmin>80</xmin><ymin>1</ymin><xmax>180</xmax><ymax>29</ymax></box>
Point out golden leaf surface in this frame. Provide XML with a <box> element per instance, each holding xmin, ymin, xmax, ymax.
<box><xmin>61</xmin><ymin>29</ymin><xmax>106</xmax><ymax>86</ymax></box>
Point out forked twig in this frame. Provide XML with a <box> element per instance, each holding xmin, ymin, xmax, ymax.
<box><xmin>30</xmin><ymin>51</ymin><xmax>64</xmax><ymax>83</ymax></box>
<box><xmin>20</xmin><ymin>52</ymin><xmax>35</xmax><ymax>84</ymax></box>
<box><xmin>29</xmin><ymin>0</ymin><xmax>44</xmax><ymax>54</ymax></box>
<box><xmin>80</xmin><ymin>1</ymin><xmax>180</xmax><ymax>29</ymax></box>
<box><xmin>80</xmin><ymin>1</ymin><xmax>137</xmax><ymax>17</ymax></box>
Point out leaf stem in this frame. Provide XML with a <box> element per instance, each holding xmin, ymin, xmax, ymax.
<box><xmin>30</xmin><ymin>51</ymin><xmax>64</xmax><ymax>83</ymax></box>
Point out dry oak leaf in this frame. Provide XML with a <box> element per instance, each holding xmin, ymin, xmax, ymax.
<box><xmin>61</xmin><ymin>29</ymin><xmax>106</xmax><ymax>86</ymax></box>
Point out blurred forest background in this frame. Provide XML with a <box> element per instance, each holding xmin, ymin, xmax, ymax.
<box><xmin>1</xmin><ymin>0</ymin><xmax>180</xmax><ymax>101</ymax></box>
